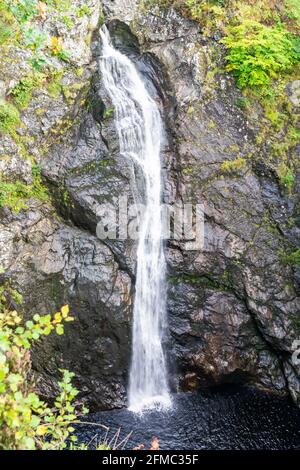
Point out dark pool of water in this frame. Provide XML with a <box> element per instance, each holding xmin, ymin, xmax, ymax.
<box><xmin>75</xmin><ymin>385</ymin><xmax>300</xmax><ymax>450</ymax></box>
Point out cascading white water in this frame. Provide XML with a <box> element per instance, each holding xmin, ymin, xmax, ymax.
<box><xmin>99</xmin><ymin>25</ymin><xmax>171</xmax><ymax>412</ymax></box>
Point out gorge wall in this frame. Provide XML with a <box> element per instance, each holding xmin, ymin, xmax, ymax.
<box><xmin>0</xmin><ymin>0</ymin><xmax>300</xmax><ymax>410</ymax></box>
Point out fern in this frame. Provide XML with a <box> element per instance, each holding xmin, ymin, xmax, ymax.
<box><xmin>222</xmin><ymin>20</ymin><xmax>299</xmax><ymax>90</ymax></box>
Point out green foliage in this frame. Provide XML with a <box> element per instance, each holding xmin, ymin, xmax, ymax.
<box><xmin>284</xmin><ymin>249</ymin><xmax>300</xmax><ymax>266</ymax></box>
<box><xmin>45</xmin><ymin>0</ymin><xmax>71</xmax><ymax>12</ymax></box>
<box><xmin>29</xmin><ymin>54</ymin><xmax>48</xmax><ymax>71</ymax></box>
<box><xmin>61</xmin><ymin>14</ymin><xmax>74</xmax><ymax>29</ymax></box>
<box><xmin>103</xmin><ymin>106</ymin><xmax>114</xmax><ymax>119</ymax></box>
<box><xmin>235</xmin><ymin>96</ymin><xmax>250</xmax><ymax>109</ymax></box>
<box><xmin>55</xmin><ymin>47</ymin><xmax>70</xmax><ymax>62</ymax></box>
<box><xmin>47</xmin><ymin>70</ymin><xmax>63</xmax><ymax>97</ymax></box>
<box><xmin>155</xmin><ymin>0</ymin><xmax>300</xmax><ymax>99</ymax></box>
<box><xmin>221</xmin><ymin>156</ymin><xmax>246</xmax><ymax>173</ymax></box>
<box><xmin>0</xmin><ymin>293</ymin><xmax>89</xmax><ymax>450</ymax></box>
<box><xmin>75</xmin><ymin>5</ymin><xmax>91</xmax><ymax>17</ymax></box>
<box><xmin>185</xmin><ymin>0</ymin><xmax>225</xmax><ymax>35</ymax></box>
<box><xmin>140</xmin><ymin>0</ymin><xmax>173</xmax><ymax>10</ymax></box>
<box><xmin>23</xmin><ymin>26</ymin><xmax>47</xmax><ymax>51</ymax></box>
<box><xmin>267</xmin><ymin>125</ymin><xmax>300</xmax><ymax>178</ymax></box>
<box><xmin>7</xmin><ymin>0</ymin><xmax>38</xmax><ymax>24</ymax></box>
<box><xmin>49</xmin><ymin>35</ymin><xmax>70</xmax><ymax>61</ymax></box>
<box><xmin>0</xmin><ymin>19</ymin><xmax>12</xmax><ymax>44</ymax></box>
<box><xmin>221</xmin><ymin>21</ymin><xmax>299</xmax><ymax>90</ymax></box>
<box><xmin>0</xmin><ymin>282</ymin><xmax>23</xmax><ymax>311</ymax></box>
<box><xmin>11</xmin><ymin>72</ymin><xmax>45</xmax><ymax>108</ymax></box>
<box><xmin>0</xmin><ymin>181</ymin><xmax>34</xmax><ymax>212</ymax></box>
<box><xmin>285</xmin><ymin>0</ymin><xmax>300</xmax><ymax>28</ymax></box>
<box><xmin>0</xmin><ymin>168</ymin><xmax>48</xmax><ymax>212</ymax></box>
<box><xmin>277</xmin><ymin>162</ymin><xmax>295</xmax><ymax>192</ymax></box>
<box><xmin>0</xmin><ymin>101</ymin><xmax>20</xmax><ymax>135</ymax></box>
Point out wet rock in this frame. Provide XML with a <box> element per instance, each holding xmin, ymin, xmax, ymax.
<box><xmin>0</xmin><ymin>202</ymin><xmax>132</xmax><ymax>410</ymax></box>
<box><xmin>130</xmin><ymin>6</ymin><xmax>300</xmax><ymax>403</ymax></box>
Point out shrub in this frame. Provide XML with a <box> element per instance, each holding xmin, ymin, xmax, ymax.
<box><xmin>0</xmin><ymin>285</ymin><xmax>90</xmax><ymax>450</ymax></box>
<box><xmin>221</xmin><ymin>21</ymin><xmax>299</xmax><ymax>90</ymax></box>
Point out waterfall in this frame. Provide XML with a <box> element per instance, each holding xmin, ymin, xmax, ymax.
<box><xmin>99</xmin><ymin>25</ymin><xmax>171</xmax><ymax>412</ymax></box>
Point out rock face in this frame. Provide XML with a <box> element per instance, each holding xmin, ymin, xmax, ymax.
<box><xmin>1</xmin><ymin>1</ymin><xmax>300</xmax><ymax>410</ymax></box>
<box><xmin>0</xmin><ymin>203</ymin><xmax>131</xmax><ymax>409</ymax></box>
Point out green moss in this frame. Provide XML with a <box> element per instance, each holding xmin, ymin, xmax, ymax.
<box><xmin>277</xmin><ymin>162</ymin><xmax>295</xmax><ymax>193</ymax></box>
<box><xmin>264</xmin><ymin>105</ymin><xmax>285</xmax><ymax>129</ymax></box>
<box><xmin>0</xmin><ymin>0</ymin><xmax>15</xmax><ymax>24</ymax></box>
<box><xmin>267</xmin><ymin>123</ymin><xmax>299</xmax><ymax>167</ymax></box>
<box><xmin>62</xmin><ymin>188</ymin><xmax>69</xmax><ymax>206</ymax></box>
<box><xmin>285</xmin><ymin>0</ymin><xmax>300</xmax><ymax>28</ymax></box>
<box><xmin>226</xmin><ymin>144</ymin><xmax>239</xmax><ymax>153</ymax></box>
<box><xmin>235</xmin><ymin>96</ymin><xmax>250</xmax><ymax>109</ymax></box>
<box><xmin>47</xmin><ymin>69</ymin><xmax>64</xmax><ymax>98</ymax></box>
<box><xmin>35</xmin><ymin>107</ymin><xmax>46</xmax><ymax>116</ymax></box>
<box><xmin>182</xmin><ymin>167</ymin><xmax>194</xmax><ymax>175</ymax></box>
<box><xmin>221</xmin><ymin>157</ymin><xmax>246</xmax><ymax>173</ymax></box>
<box><xmin>98</xmin><ymin>13</ymin><xmax>105</xmax><ymax>27</ymax></box>
<box><xmin>10</xmin><ymin>286</ymin><xmax>23</xmax><ymax>305</ymax></box>
<box><xmin>0</xmin><ymin>280</ymin><xmax>23</xmax><ymax>312</ymax></box>
<box><xmin>184</xmin><ymin>0</ymin><xmax>225</xmax><ymax>37</ymax></box>
<box><xmin>75</xmin><ymin>67</ymin><xmax>84</xmax><ymax>77</ymax></box>
<box><xmin>11</xmin><ymin>72</ymin><xmax>45</xmax><ymax>109</ymax></box>
<box><xmin>280</xmin><ymin>248</ymin><xmax>300</xmax><ymax>266</ymax></box>
<box><xmin>0</xmin><ymin>101</ymin><xmax>21</xmax><ymax>136</ymax></box>
<box><xmin>0</xmin><ymin>169</ymin><xmax>48</xmax><ymax>212</ymax></box>
<box><xmin>0</xmin><ymin>19</ymin><xmax>13</xmax><ymax>44</ymax></box>
<box><xmin>169</xmin><ymin>273</ymin><xmax>201</xmax><ymax>285</ymax></box>
<box><xmin>61</xmin><ymin>82</ymin><xmax>86</xmax><ymax>103</ymax></box>
<box><xmin>169</xmin><ymin>272</ymin><xmax>232</xmax><ymax>292</ymax></box>
<box><xmin>70</xmin><ymin>157</ymin><xmax>113</xmax><ymax>178</ymax></box>
<box><xmin>103</xmin><ymin>106</ymin><xmax>114</xmax><ymax>119</ymax></box>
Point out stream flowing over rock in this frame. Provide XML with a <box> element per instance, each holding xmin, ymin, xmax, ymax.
<box><xmin>1</xmin><ymin>0</ymin><xmax>300</xmax><ymax>410</ymax></box>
